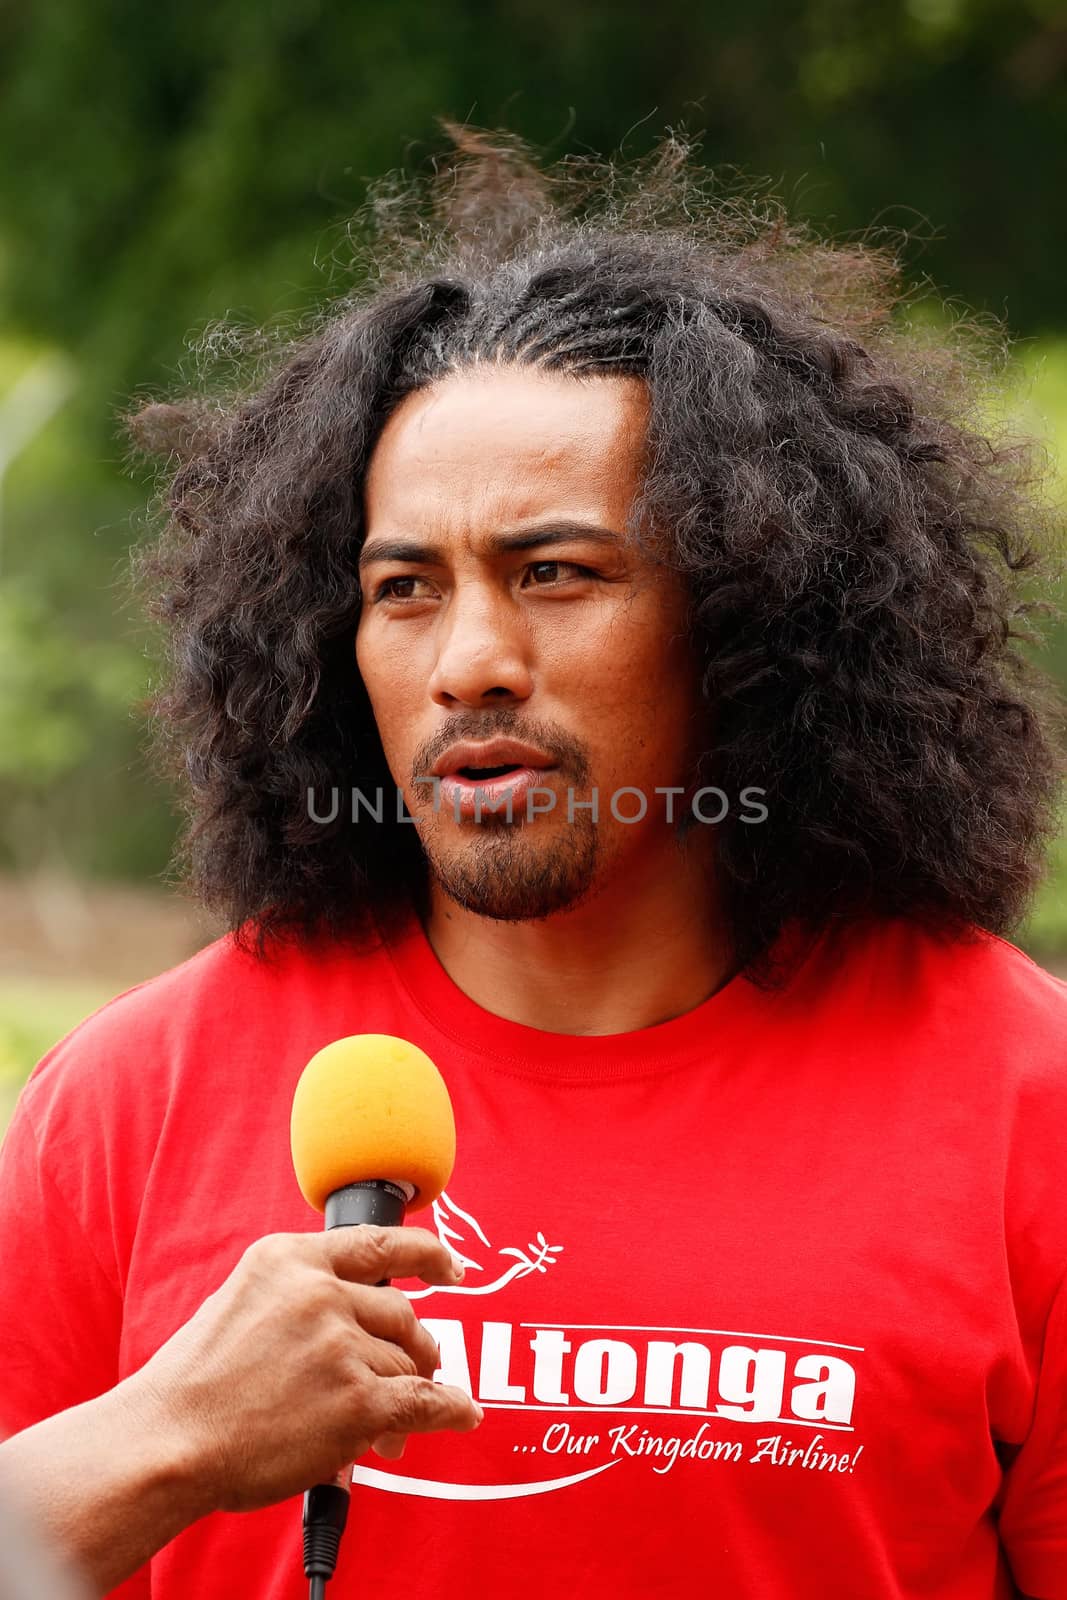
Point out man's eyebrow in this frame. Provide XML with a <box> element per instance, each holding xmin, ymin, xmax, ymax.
<box><xmin>357</xmin><ymin>521</ymin><xmax>624</xmax><ymax>569</ymax></box>
<box><xmin>487</xmin><ymin>522</ymin><xmax>624</xmax><ymax>556</ymax></box>
<box><xmin>358</xmin><ymin>537</ymin><xmax>440</xmax><ymax>570</ymax></box>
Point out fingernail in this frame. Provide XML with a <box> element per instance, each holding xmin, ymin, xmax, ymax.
<box><xmin>449</xmin><ymin>1253</ymin><xmax>465</xmax><ymax>1281</ymax></box>
<box><xmin>474</xmin><ymin>1403</ymin><xmax>484</xmax><ymax>1422</ymax></box>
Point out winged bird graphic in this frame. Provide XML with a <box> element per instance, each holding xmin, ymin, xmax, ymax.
<box><xmin>404</xmin><ymin>1189</ymin><xmax>563</xmax><ymax>1300</ymax></box>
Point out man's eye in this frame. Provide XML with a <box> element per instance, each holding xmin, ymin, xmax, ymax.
<box><xmin>524</xmin><ymin>561</ymin><xmax>591</xmax><ymax>586</ymax></box>
<box><xmin>373</xmin><ymin>576</ymin><xmax>430</xmax><ymax>602</ymax></box>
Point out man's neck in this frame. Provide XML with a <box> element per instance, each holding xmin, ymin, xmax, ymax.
<box><xmin>421</xmin><ymin>839</ymin><xmax>733</xmax><ymax>1037</ymax></box>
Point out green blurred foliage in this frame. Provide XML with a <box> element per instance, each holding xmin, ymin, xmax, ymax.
<box><xmin>0</xmin><ymin>0</ymin><xmax>1065</xmax><ymax>937</ymax></box>
<box><xmin>0</xmin><ymin>978</ymin><xmax>116</xmax><ymax>1132</ymax></box>
<box><xmin>3</xmin><ymin>0</ymin><xmax>1067</xmax><ymax>366</ymax></box>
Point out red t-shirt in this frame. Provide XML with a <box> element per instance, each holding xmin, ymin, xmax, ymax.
<box><xmin>1</xmin><ymin>910</ymin><xmax>1065</xmax><ymax>1599</ymax></box>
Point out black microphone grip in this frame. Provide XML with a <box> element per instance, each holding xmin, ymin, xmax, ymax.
<box><xmin>303</xmin><ymin>1179</ymin><xmax>410</xmax><ymax>1596</ymax></box>
<box><xmin>324</xmin><ymin>1179</ymin><xmax>408</xmax><ymax>1238</ymax></box>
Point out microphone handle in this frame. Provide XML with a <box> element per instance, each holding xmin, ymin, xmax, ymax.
<box><xmin>303</xmin><ymin>1180</ymin><xmax>410</xmax><ymax>1594</ymax></box>
<box><xmin>324</xmin><ymin>1179</ymin><xmax>408</xmax><ymax>1236</ymax></box>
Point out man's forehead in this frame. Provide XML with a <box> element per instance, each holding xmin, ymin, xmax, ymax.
<box><xmin>363</xmin><ymin>366</ymin><xmax>649</xmax><ymax>538</ymax></box>
<box><xmin>367</xmin><ymin>368</ymin><xmax>646</xmax><ymax>471</ymax></box>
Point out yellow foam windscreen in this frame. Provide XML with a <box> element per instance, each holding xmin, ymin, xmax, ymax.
<box><xmin>290</xmin><ymin>1034</ymin><xmax>456</xmax><ymax>1215</ymax></box>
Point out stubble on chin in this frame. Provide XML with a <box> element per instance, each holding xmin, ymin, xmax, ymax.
<box><xmin>422</xmin><ymin>813</ymin><xmax>601</xmax><ymax>922</ymax></box>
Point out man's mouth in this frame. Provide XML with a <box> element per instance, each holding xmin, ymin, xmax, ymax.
<box><xmin>455</xmin><ymin>764</ymin><xmax>524</xmax><ymax>781</ymax></box>
<box><xmin>435</xmin><ymin>762</ymin><xmax>559</xmax><ymax>820</ymax></box>
<box><xmin>426</xmin><ymin>737</ymin><xmax>562</xmax><ymax>821</ymax></box>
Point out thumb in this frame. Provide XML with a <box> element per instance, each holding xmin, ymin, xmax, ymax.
<box><xmin>372</xmin><ymin>1430</ymin><xmax>409</xmax><ymax>1460</ymax></box>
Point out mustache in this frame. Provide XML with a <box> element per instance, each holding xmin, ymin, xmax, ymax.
<box><xmin>411</xmin><ymin>713</ymin><xmax>592</xmax><ymax>786</ymax></box>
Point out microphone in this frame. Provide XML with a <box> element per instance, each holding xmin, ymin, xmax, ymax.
<box><xmin>290</xmin><ymin>1034</ymin><xmax>456</xmax><ymax>1600</ymax></box>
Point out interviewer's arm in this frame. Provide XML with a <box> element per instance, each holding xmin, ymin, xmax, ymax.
<box><xmin>0</xmin><ymin>1227</ymin><xmax>481</xmax><ymax>1595</ymax></box>
<box><xmin>0</xmin><ymin>1376</ymin><xmax>208</xmax><ymax>1595</ymax></box>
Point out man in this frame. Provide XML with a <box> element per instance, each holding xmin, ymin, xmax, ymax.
<box><xmin>0</xmin><ymin>132</ymin><xmax>1063</xmax><ymax>1599</ymax></box>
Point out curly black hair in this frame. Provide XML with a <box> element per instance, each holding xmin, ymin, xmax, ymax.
<box><xmin>129</xmin><ymin>128</ymin><xmax>1065</xmax><ymax>983</ymax></box>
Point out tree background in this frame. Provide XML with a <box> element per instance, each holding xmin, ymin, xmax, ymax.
<box><xmin>1</xmin><ymin>0</ymin><xmax>1066</xmax><ymax>1092</ymax></box>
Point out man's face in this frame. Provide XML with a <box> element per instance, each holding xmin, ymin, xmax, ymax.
<box><xmin>356</xmin><ymin>364</ymin><xmax>706</xmax><ymax>921</ymax></box>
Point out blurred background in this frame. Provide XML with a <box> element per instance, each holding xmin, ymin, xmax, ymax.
<box><xmin>2</xmin><ymin>0</ymin><xmax>1066</xmax><ymax>1129</ymax></box>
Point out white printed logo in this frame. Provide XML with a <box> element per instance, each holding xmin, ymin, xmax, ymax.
<box><xmin>404</xmin><ymin>1189</ymin><xmax>563</xmax><ymax>1301</ymax></box>
<box><xmin>354</xmin><ymin>1190</ymin><xmax>865</xmax><ymax>1503</ymax></box>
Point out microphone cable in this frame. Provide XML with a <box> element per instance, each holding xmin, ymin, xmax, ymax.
<box><xmin>303</xmin><ymin>1479</ymin><xmax>350</xmax><ymax>1599</ymax></box>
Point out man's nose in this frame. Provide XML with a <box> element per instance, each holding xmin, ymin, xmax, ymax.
<box><xmin>427</xmin><ymin>589</ymin><xmax>534</xmax><ymax>708</ymax></box>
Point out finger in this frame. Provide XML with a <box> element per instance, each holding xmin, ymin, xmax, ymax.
<box><xmin>351</xmin><ymin>1329</ymin><xmax>419</xmax><ymax>1381</ymax></box>
<box><xmin>321</xmin><ymin>1225</ymin><xmax>464</xmax><ymax>1289</ymax></box>
<box><xmin>345</xmin><ymin>1285</ymin><xmax>442</xmax><ymax>1378</ymax></box>
<box><xmin>361</xmin><ymin>1376</ymin><xmax>483</xmax><ymax>1441</ymax></box>
<box><xmin>371</xmin><ymin>1431</ymin><xmax>408</xmax><ymax>1460</ymax></box>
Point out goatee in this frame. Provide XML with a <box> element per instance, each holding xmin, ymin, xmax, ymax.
<box><xmin>427</xmin><ymin>816</ymin><xmax>601</xmax><ymax>922</ymax></box>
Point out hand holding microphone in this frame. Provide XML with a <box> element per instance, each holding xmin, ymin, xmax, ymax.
<box><xmin>126</xmin><ymin>1222</ymin><xmax>479</xmax><ymax>1515</ymax></box>
<box><xmin>122</xmin><ymin>1035</ymin><xmax>481</xmax><ymax>1563</ymax></box>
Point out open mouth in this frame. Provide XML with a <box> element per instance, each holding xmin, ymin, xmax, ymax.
<box><xmin>455</xmin><ymin>764</ymin><xmax>525</xmax><ymax>780</ymax></box>
<box><xmin>437</xmin><ymin>759</ymin><xmax>556</xmax><ymax>819</ymax></box>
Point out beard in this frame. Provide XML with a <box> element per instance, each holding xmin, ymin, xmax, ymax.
<box><xmin>406</xmin><ymin>712</ymin><xmax>601</xmax><ymax>922</ymax></box>
<box><xmin>421</xmin><ymin>810</ymin><xmax>601</xmax><ymax>922</ymax></box>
